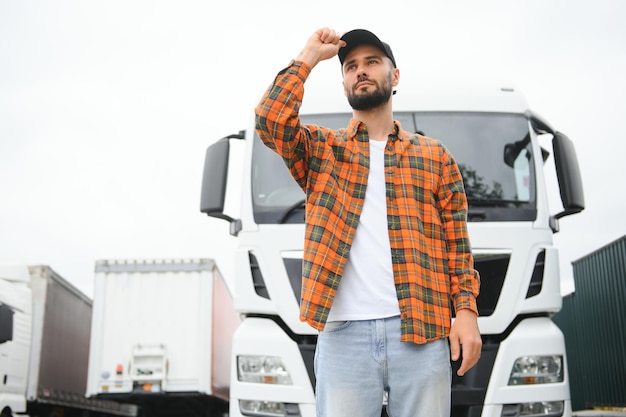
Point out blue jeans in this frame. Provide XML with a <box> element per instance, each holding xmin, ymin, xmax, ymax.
<box><xmin>315</xmin><ymin>316</ymin><xmax>451</xmax><ymax>417</ymax></box>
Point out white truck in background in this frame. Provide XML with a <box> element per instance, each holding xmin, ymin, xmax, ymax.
<box><xmin>85</xmin><ymin>258</ymin><xmax>240</xmax><ymax>417</ymax></box>
<box><xmin>0</xmin><ymin>264</ymin><xmax>137</xmax><ymax>417</ymax></box>
<box><xmin>200</xmin><ymin>82</ymin><xmax>585</xmax><ymax>417</ymax></box>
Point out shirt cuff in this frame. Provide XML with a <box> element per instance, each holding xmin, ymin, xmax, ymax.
<box><xmin>283</xmin><ymin>59</ymin><xmax>312</xmax><ymax>80</ymax></box>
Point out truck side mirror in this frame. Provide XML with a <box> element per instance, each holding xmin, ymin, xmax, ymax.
<box><xmin>503</xmin><ymin>134</ymin><xmax>530</xmax><ymax>168</ymax></box>
<box><xmin>200</xmin><ymin>131</ymin><xmax>245</xmax><ymax>235</ymax></box>
<box><xmin>553</xmin><ymin>132</ymin><xmax>585</xmax><ymax>219</ymax></box>
<box><xmin>0</xmin><ymin>304</ymin><xmax>14</xmax><ymax>344</ymax></box>
<box><xmin>200</xmin><ymin>137</ymin><xmax>230</xmax><ymax>219</ymax></box>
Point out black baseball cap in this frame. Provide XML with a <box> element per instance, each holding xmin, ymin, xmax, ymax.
<box><xmin>338</xmin><ymin>29</ymin><xmax>396</xmax><ymax>68</ymax></box>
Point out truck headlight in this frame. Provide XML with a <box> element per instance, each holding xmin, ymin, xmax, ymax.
<box><xmin>501</xmin><ymin>401</ymin><xmax>564</xmax><ymax>417</ymax></box>
<box><xmin>237</xmin><ymin>355</ymin><xmax>293</xmax><ymax>385</ymax></box>
<box><xmin>240</xmin><ymin>400</ymin><xmax>303</xmax><ymax>417</ymax></box>
<box><xmin>239</xmin><ymin>400</ymin><xmax>301</xmax><ymax>417</ymax></box>
<box><xmin>508</xmin><ymin>355</ymin><xmax>563</xmax><ymax>385</ymax></box>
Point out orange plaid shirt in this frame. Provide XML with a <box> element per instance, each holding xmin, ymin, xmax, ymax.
<box><xmin>255</xmin><ymin>61</ymin><xmax>479</xmax><ymax>344</ymax></box>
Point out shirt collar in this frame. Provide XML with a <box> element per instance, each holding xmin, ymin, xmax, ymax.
<box><xmin>346</xmin><ymin>118</ymin><xmax>408</xmax><ymax>142</ymax></box>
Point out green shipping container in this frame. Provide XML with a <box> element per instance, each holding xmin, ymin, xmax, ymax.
<box><xmin>553</xmin><ymin>235</ymin><xmax>626</xmax><ymax>411</ymax></box>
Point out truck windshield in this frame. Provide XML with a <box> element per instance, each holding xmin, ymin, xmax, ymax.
<box><xmin>252</xmin><ymin>112</ymin><xmax>536</xmax><ymax>224</ymax></box>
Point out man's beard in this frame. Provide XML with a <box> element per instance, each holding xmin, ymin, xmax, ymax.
<box><xmin>346</xmin><ymin>74</ymin><xmax>393</xmax><ymax>111</ymax></box>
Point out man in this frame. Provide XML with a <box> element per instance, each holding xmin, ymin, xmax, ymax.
<box><xmin>255</xmin><ymin>28</ymin><xmax>481</xmax><ymax>417</ymax></box>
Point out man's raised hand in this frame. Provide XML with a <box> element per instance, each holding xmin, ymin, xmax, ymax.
<box><xmin>297</xmin><ymin>27</ymin><xmax>346</xmax><ymax>68</ymax></box>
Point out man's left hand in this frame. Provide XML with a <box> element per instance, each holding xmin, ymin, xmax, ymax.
<box><xmin>449</xmin><ymin>309</ymin><xmax>482</xmax><ymax>376</ymax></box>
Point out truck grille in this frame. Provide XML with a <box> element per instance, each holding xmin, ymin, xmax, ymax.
<box><xmin>283</xmin><ymin>252</ymin><xmax>515</xmax><ymax>318</ymax></box>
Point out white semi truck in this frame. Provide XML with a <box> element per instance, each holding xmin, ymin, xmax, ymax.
<box><xmin>0</xmin><ymin>264</ymin><xmax>137</xmax><ymax>417</ymax></box>
<box><xmin>199</xmin><ymin>83</ymin><xmax>585</xmax><ymax>417</ymax></box>
<box><xmin>85</xmin><ymin>258</ymin><xmax>240</xmax><ymax>417</ymax></box>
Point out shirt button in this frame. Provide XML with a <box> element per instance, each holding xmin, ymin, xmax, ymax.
<box><xmin>402</xmin><ymin>313</ymin><xmax>408</xmax><ymax>319</ymax></box>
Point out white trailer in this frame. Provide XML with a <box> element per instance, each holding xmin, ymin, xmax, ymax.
<box><xmin>199</xmin><ymin>82</ymin><xmax>585</xmax><ymax>417</ymax></box>
<box><xmin>86</xmin><ymin>259</ymin><xmax>240</xmax><ymax>417</ymax></box>
<box><xmin>0</xmin><ymin>264</ymin><xmax>137</xmax><ymax>417</ymax></box>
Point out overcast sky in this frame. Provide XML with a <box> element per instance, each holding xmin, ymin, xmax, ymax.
<box><xmin>1</xmin><ymin>1</ymin><xmax>625</xmax><ymax>297</ymax></box>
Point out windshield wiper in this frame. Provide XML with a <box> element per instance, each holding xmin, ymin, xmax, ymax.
<box><xmin>467</xmin><ymin>198</ymin><xmax>525</xmax><ymax>207</ymax></box>
<box><xmin>278</xmin><ymin>198</ymin><xmax>306</xmax><ymax>223</ymax></box>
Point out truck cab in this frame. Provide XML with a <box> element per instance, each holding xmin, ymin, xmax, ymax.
<box><xmin>200</xmin><ymin>83</ymin><xmax>584</xmax><ymax>417</ymax></box>
<box><xmin>0</xmin><ymin>265</ymin><xmax>31</xmax><ymax>417</ymax></box>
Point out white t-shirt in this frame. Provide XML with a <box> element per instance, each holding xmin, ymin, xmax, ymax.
<box><xmin>327</xmin><ymin>139</ymin><xmax>401</xmax><ymax>321</ymax></box>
